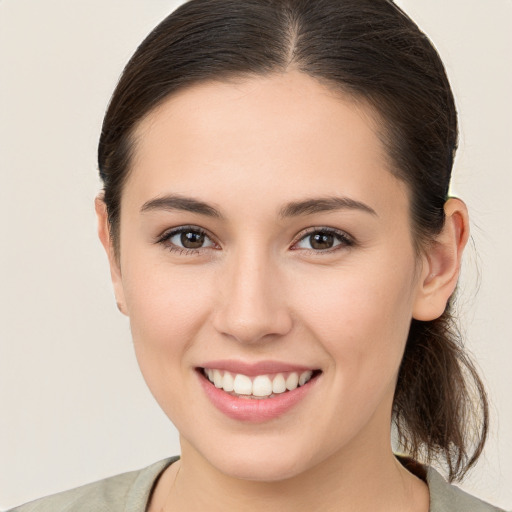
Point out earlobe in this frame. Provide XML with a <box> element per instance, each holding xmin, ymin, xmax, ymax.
<box><xmin>412</xmin><ymin>198</ymin><xmax>469</xmax><ymax>321</ymax></box>
<box><xmin>94</xmin><ymin>195</ymin><xmax>128</xmax><ymax>316</ymax></box>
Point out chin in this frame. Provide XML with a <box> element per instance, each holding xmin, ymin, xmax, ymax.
<box><xmin>198</xmin><ymin>439</ymin><xmax>318</xmax><ymax>482</ymax></box>
<box><xmin>219</xmin><ymin>457</ymin><xmax>306</xmax><ymax>482</ymax></box>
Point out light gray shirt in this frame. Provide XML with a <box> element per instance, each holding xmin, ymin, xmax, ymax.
<box><xmin>8</xmin><ymin>457</ymin><xmax>506</xmax><ymax>511</ymax></box>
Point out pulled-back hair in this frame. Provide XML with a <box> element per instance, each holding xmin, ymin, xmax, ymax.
<box><xmin>98</xmin><ymin>0</ymin><xmax>488</xmax><ymax>481</ymax></box>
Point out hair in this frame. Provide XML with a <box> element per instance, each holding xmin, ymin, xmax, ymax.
<box><xmin>98</xmin><ymin>0</ymin><xmax>488</xmax><ymax>481</ymax></box>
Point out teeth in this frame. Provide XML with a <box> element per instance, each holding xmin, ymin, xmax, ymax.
<box><xmin>286</xmin><ymin>372</ymin><xmax>299</xmax><ymax>391</ymax></box>
<box><xmin>222</xmin><ymin>371</ymin><xmax>234</xmax><ymax>392</ymax></box>
<box><xmin>233</xmin><ymin>374</ymin><xmax>252</xmax><ymax>395</ymax></box>
<box><xmin>252</xmin><ymin>375</ymin><xmax>273</xmax><ymax>397</ymax></box>
<box><xmin>272</xmin><ymin>373</ymin><xmax>286</xmax><ymax>394</ymax></box>
<box><xmin>299</xmin><ymin>370</ymin><xmax>313</xmax><ymax>386</ymax></box>
<box><xmin>204</xmin><ymin>369</ymin><xmax>316</xmax><ymax>398</ymax></box>
<box><xmin>213</xmin><ymin>369</ymin><xmax>223</xmax><ymax>388</ymax></box>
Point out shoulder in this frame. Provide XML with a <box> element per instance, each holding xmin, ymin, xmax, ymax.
<box><xmin>8</xmin><ymin>457</ymin><xmax>178</xmax><ymax>512</ymax></box>
<box><xmin>426</xmin><ymin>466</ymin><xmax>507</xmax><ymax>512</ymax></box>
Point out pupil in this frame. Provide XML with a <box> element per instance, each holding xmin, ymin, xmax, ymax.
<box><xmin>311</xmin><ymin>232</ymin><xmax>334</xmax><ymax>250</ymax></box>
<box><xmin>181</xmin><ymin>231</ymin><xmax>205</xmax><ymax>249</ymax></box>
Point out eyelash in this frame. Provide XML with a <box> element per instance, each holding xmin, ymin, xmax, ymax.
<box><xmin>156</xmin><ymin>225</ymin><xmax>218</xmax><ymax>256</ymax></box>
<box><xmin>291</xmin><ymin>227</ymin><xmax>355</xmax><ymax>254</ymax></box>
<box><xmin>156</xmin><ymin>226</ymin><xmax>354</xmax><ymax>256</ymax></box>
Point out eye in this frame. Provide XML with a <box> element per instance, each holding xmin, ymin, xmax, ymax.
<box><xmin>293</xmin><ymin>228</ymin><xmax>353</xmax><ymax>252</ymax></box>
<box><xmin>157</xmin><ymin>226</ymin><xmax>216</xmax><ymax>254</ymax></box>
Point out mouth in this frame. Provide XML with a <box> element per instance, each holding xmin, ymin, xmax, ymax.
<box><xmin>198</xmin><ymin>367</ymin><xmax>322</xmax><ymax>399</ymax></box>
<box><xmin>196</xmin><ymin>360</ymin><xmax>323</xmax><ymax>421</ymax></box>
<box><xmin>197</xmin><ymin>368</ymin><xmax>322</xmax><ymax>400</ymax></box>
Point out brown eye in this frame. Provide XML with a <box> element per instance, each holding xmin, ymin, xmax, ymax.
<box><xmin>181</xmin><ymin>230</ymin><xmax>206</xmax><ymax>248</ymax></box>
<box><xmin>309</xmin><ymin>232</ymin><xmax>335</xmax><ymax>250</ymax></box>
<box><xmin>294</xmin><ymin>228</ymin><xmax>353</xmax><ymax>252</ymax></box>
<box><xmin>160</xmin><ymin>227</ymin><xmax>216</xmax><ymax>253</ymax></box>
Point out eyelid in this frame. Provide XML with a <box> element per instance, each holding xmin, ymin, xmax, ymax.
<box><xmin>154</xmin><ymin>224</ymin><xmax>354</xmax><ymax>255</ymax></box>
<box><xmin>155</xmin><ymin>225</ymin><xmax>219</xmax><ymax>252</ymax></box>
<box><xmin>291</xmin><ymin>226</ymin><xmax>355</xmax><ymax>251</ymax></box>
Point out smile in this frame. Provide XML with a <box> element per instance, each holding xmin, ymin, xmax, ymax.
<box><xmin>202</xmin><ymin>368</ymin><xmax>317</xmax><ymax>399</ymax></box>
<box><xmin>197</xmin><ymin>364</ymin><xmax>322</xmax><ymax>422</ymax></box>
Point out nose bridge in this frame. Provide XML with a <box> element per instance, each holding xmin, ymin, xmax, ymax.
<box><xmin>213</xmin><ymin>245</ymin><xmax>292</xmax><ymax>344</ymax></box>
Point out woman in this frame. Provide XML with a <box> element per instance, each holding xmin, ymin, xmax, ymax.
<box><xmin>9</xmin><ymin>0</ymin><xmax>507</xmax><ymax>510</ymax></box>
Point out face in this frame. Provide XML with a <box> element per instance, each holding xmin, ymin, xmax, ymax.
<box><xmin>108</xmin><ymin>71</ymin><xmax>429</xmax><ymax>481</ymax></box>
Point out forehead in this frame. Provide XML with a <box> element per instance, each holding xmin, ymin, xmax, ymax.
<box><xmin>126</xmin><ymin>71</ymin><xmax>408</xmax><ymax>217</ymax></box>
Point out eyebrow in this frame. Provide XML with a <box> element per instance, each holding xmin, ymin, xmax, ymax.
<box><xmin>140</xmin><ymin>194</ymin><xmax>377</xmax><ymax>218</ymax></box>
<box><xmin>279</xmin><ymin>196</ymin><xmax>377</xmax><ymax>218</ymax></box>
<box><xmin>140</xmin><ymin>194</ymin><xmax>223</xmax><ymax>218</ymax></box>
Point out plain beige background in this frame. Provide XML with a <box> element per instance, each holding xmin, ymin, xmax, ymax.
<box><xmin>0</xmin><ymin>0</ymin><xmax>510</xmax><ymax>509</ymax></box>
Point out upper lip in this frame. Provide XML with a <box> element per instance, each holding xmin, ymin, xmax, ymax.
<box><xmin>199</xmin><ymin>359</ymin><xmax>317</xmax><ymax>376</ymax></box>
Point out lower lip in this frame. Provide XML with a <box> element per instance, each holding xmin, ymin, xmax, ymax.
<box><xmin>198</xmin><ymin>370</ymin><xmax>320</xmax><ymax>423</ymax></box>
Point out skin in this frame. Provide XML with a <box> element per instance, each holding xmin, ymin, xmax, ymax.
<box><xmin>96</xmin><ymin>71</ymin><xmax>468</xmax><ymax>511</ymax></box>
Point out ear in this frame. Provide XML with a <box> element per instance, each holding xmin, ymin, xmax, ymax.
<box><xmin>412</xmin><ymin>198</ymin><xmax>469</xmax><ymax>321</ymax></box>
<box><xmin>95</xmin><ymin>195</ymin><xmax>128</xmax><ymax>316</ymax></box>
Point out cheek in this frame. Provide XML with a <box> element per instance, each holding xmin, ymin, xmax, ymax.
<box><xmin>121</xmin><ymin>264</ymin><xmax>222</xmax><ymax>431</ymax></box>
<box><xmin>121</xmin><ymin>261</ymin><xmax>215</xmax><ymax>384</ymax></box>
<box><xmin>292</xmin><ymin>260</ymin><xmax>417</xmax><ymax>385</ymax></box>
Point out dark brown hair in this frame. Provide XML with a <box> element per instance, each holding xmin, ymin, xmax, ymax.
<box><xmin>98</xmin><ymin>0</ymin><xmax>488</xmax><ymax>481</ymax></box>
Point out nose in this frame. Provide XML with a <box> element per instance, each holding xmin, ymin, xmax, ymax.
<box><xmin>212</xmin><ymin>249</ymin><xmax>293</xmax><ymax>344</ymax></box>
